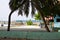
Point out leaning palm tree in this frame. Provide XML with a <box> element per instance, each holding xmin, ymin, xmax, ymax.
<box><xmin>8</xmin><ymin>0</ymin><xmax>58</xmax><ymax>32</ymax></box>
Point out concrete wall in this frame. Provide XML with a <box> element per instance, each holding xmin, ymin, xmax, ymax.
<box><xmin>0</xmin><ymin>31</ymin><xmax>60</xmax><ymax>40</ymax></box>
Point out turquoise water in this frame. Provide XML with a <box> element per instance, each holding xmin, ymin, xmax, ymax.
<box><xmin>16</xmin><ymin>20</ymin><xmax>43</xmax><ymax>22</ymax></box>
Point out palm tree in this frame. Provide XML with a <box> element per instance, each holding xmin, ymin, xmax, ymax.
<box><xmin>7</xmin><ymin>0</ymin><xmax>27</xmax><ymax>31</ymax></box>
<box><xmin>34</xmin><ymin>12</ymin><xmax>41</xmax><ymax>20</ymax></box>
<box><xmin>8</xmin><ymin>0</ymin><xmax>59</xmax><ymax>32</ymax></box>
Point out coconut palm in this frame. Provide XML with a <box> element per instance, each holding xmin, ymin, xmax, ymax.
<box><xmin>34</xmin><ymin>12</ymin><xmax>41</xmax><ymax>20</ymax></box>
<box><xmin>8</xmin><ymin>0</ymin><xmax>59</xmax><ymax>32</ymax></box>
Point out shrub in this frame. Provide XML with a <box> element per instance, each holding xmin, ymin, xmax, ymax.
<box><xmin>26</xmin><ymin>20</ymin><xmax>33</xmax><ymax>25</ymax></box>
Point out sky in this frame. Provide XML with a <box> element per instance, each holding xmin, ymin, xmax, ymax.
<box><xmin>0</xmin><ymin>0</ymin><xmax>35</xmax><ymax>21</ymax></box>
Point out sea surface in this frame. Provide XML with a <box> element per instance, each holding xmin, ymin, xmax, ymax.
<box><xmin>16</xmin><ymin>20</ymin><xmax>43</xmax><ymax>22</ymax></box>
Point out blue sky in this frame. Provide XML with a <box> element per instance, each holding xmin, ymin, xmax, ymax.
<box><xmin>0</xmin><ymin>0</ymin><xmax>35</xmax><ymax>21</ymax></box>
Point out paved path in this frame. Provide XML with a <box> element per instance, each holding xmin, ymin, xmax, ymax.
<box><xmin>0</xmin><ymin>26</ymin><xmax>46</xmax><ymax>31</ymax></box>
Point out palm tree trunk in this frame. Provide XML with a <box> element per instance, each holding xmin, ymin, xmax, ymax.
<box><xmin>7</xmin><ymin>11</ymin><xmax>13</xmax><ymax>31</ymax></box>
<box><xmin>37</xmin><ymin>7</ymin><xmax>50</xmax><ymax>32</ymax></box>
<box><xmin>33</xmin><ymin>0</ymin><xmax>50</xmax><ymax>32</ymax></box>
<box><xmin>41</xmin><ymin>14</ymin><xmax>50</xmax><ymax>32</ymax></box>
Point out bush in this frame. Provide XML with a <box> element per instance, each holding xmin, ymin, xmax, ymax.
<box><xmin>26</xmin><ymin>20</ymin><xmax>33</xmax><ymax>25</ymax></box>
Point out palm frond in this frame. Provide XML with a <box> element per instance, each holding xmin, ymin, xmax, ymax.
<box><xmin>31</xmin><ymin>2</ymin><xmax>36</xmax><ymax>17</ymax></box>
<box><xmin>24</xmin><ymin>0</ymin><xmax>29</xmax><ymax>17</ymax></box>
<box><xmin>18</xmin><ymin>6</ymin><xmax>23</xmax><ymax>16</ymax></box>
<box><xmin>9</xmin><ymin>0</ymin><xmax>27</xmax><ymax>11</ymax></box>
